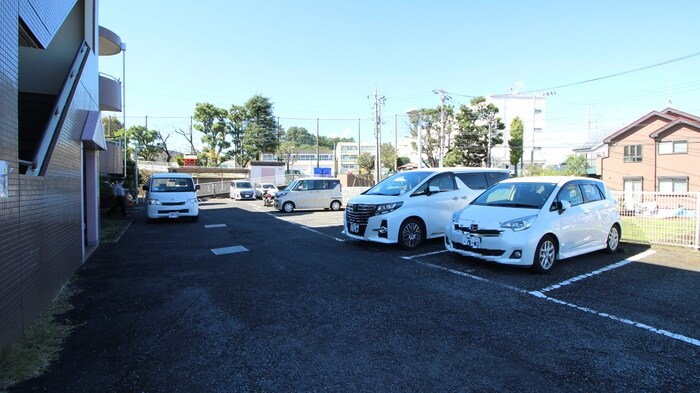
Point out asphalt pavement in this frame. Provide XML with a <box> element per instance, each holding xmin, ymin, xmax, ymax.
<box><xmin>9</xmin><ymin>198</ymin><xmax>700</xmax><ymax>392</ymax></box>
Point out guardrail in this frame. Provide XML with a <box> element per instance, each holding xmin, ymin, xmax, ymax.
<box><xmin>611</xmin><ymin>191</ymin><xmax>700</xmax><ymax>249</ymax></box>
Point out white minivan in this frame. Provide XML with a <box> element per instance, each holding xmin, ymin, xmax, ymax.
<box><xmin>343</xmin><ymin>167</ymin><xmax>510</xmax><ymax>249</ymax></box>
<box><xmin>275</xmin><ymin>177</ymin><xmax>343</xmax><ymax>213</ymax></box>
<box><xmin>143</xmin><ymin>172</ymin><xmax>200</xmax><ymax>223</ymax></box>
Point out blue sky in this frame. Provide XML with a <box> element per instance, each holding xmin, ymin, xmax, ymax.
<box><xmin>99</xmin><ymin>1</ymin><xmax>700</xmax><ymax>158</ymax></box>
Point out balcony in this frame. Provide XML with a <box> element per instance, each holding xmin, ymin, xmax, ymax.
<box><xmin>98</xmin><ymin>26</ymin><xmax>122</xmax><ymax>56</ymax></box>
<box><xmin>99</xmin><ymin>73</ymin><xmax>121</xmax><ymax>112</ymax></box>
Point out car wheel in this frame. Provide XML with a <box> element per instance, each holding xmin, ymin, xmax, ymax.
<box><xmin>398</xmin><ymin>218</ymin><xmax>424</xmax><ymax>250</ymax></box>
<box><xmin>330</xmin><ymin>200</ymin><xmax>341</xmax><ymax>211</ymax></box>
<box><xmin>283</xmin><ymin>202</ymin><xmax>295</xmax><ymax>213</ymax></box>
<box><xmin>532</xmin><ymin>235</ymin><xmax>557</xmax><ymax>273</ymax></box>
<box><xmin>604</xmin><ymin>224</ymin><xmax>620</xmax><ymax>254</ymax></box>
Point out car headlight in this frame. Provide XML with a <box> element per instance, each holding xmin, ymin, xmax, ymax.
<box><xmin>374</xmin><ymin>201</ymin><xmax>403</xmax><ymax>215</ymax></box>
<box><xmin>277</xmin><ymin>191</ymin><xmax>288</xmax><ymax>197</ymax></box>
<box><xmin>147</xmin><ymin>199</ymin><xmax>161</xmax><ymax>206</ymax></box>
<box><xmin>187</xmin><ymin>197</ymin><xmax>197</xmax><ymax>204</ymax></box>
<box><xmin>501</xmin><ymin>215</ymin><xmax>537</xmax><ymax>231</ymax></box>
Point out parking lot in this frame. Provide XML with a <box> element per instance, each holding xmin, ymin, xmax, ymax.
<box><xmin>13</xmin><ymin>197</ymin><xmax>700</xmax><ymax>392</ymax></box>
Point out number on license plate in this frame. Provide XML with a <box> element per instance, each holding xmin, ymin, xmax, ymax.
<box><xmin>461</xmin><ymin>233</ymin><xmax>480</xmax><ymax>248</ymax></box>
<box><xmin>350</xmin><ymin>222</ymin><xmax>360</xmax><ymax>233</ymax></box>
<box><xmin>168</xmin><ymin>212</ymin><xmax>179</xmax><ymax>218</ymax></box>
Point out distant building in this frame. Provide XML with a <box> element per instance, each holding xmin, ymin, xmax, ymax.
<box><xmin>601</xmin><ymin>107</ymin><xmax>700</xmax><ymax>192</ymax></box>
<box><xmin>486</xmin><ymin>94</ymin><xmax>547</xmax><ymax>167</ymax></box>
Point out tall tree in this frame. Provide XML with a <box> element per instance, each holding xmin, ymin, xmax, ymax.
<box><xmin>285</xmin><ymin>126</ymin><xmax>315</xmax><ymax>146</ymax></box>
<box><xmin>227</xmin><ymin>104</ymin><xmax>246</xmax><ymax>166</ymax></box>
<box><xmin>194</xmin><ymin>102</ymin><xmax>230</xmax><ymax>167</ymax></box>
<box><xmin>380</xmin><ymin>143</ymin><xmax>397</xmax><ymax>171</ymax></box>
<box><xmin>357</xmin><ymin>152</ymin><xmax>375</xmax><ymax>174</ymax></box>
<box><xmin>448</xmin><ymin>97</ymin><xmax>504</xmax><ymax>167</ymax></box>
<box><xmin>406</xmin><ymin>106</ymin><xmax>455</xmax><ymax>168</ymax></box>
<box><xmin>561</xmin><ymin>154</ymin><xmax>588</xmax><ymax>176</ymax></box>
<box><xmin>509</xmin><ymin>116</ymin><xmax>524</xmax><ymax>176</ymax></box>
<box><xmin>276</xmin><ymin>141</ymin><xmax>298</xmax><ymax>171</ymax></box>
<box><xmin>127</xmin><ymin>125</ymin><xmax>163</xmax><ymax>161</ymax></box>
<box><xmin>102</xmin><ymin>115</ymin><xmax>124</xmax><ymax>138</ymax></box>
<box><xmin>241</xmin><ymin>95</ymin><xmax>278</xmax><ymax>160</ymax></box>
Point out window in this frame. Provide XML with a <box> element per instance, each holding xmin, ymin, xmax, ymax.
<box><xmin>485</xmin><ymin>172</ymin><xmax>510</xmax><ymax>186</ymax></box>
<box><xmin>623</xmin><ymin>144</ymin><xmax>643</xmax><ymax>162</ymax></box>
<box><xmin>658</xmin><ymin>177</ymin><xmax>688</xmax><ymax>193</ymax></box>
<box><xmin>580</xmin><ymin>183</ymin><xmax>603</xmax><ymax>202</ymax></box>
<box><xmin>456</xmin><ymin>173</ymin><xmax>487</xmax><ymax>190</ymax></box>
<box><xmin>658</xmin><ymin>140</ymin><xmax>688</xmax><ymax>155</ymax></box>
<box><xmin>558</xmin><ymin>184</ymin><xmax>584</xmax><ymax>206</ymax></box>
<box><xmin>429</xmin><ymin>173</ymin><xmax>456</xmax><ymax>192</ymax></box>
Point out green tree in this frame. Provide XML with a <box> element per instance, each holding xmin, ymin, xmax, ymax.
<box><xmin>276</xmin><ymin>141</ymin><xmax>298</xmax><ymax>171</ymax></box>
<box><xmin>242</xmin><ymin>95</ymin><xmax>278</xmax><ymax>160</ymax></box>
<box><xmin>285</xmin><ymin>126</ymin><xmax>315</xmax><ymax>146</ymax></box>
<box><xmin>407</xmin><ymin>106</ymin><xmax>454</xmax><ymax>168</ymax></box>
<box><xmin>228</xmin><ymin>104</ymin><xmax>247</xmax><ymax>166</ymax></box>
<box><xmin>561</xmin><ymin>154</ymin><xmax>588</xmax><ymax>176</ymax></box>
<box><xmin>357</xmin><ymin>152</ymin><xmax>375</xmax><ymax>174</ymax></box>
<box><xmin>448</xmin><ymin>97</ymin><xmax>504</xmax><ymax>167</ymax></box>
<box><xmin>380</xmin><ymin>143</ymin><xmax>397</xmax><ymax>171</ymax></box>
<box><xmin>102</xmin><ymin>115</ymin><xmax>124</xmax><ymax>139</ymax></box>
<box><xmin>127</xmin><ymin>125</ymin><xmax>163</xmax><ymax>161</ymax></box>
<box><xmin>509</xmin><ymin>116</ymin><xmax>524</xmax><ymax>176</ymax></box>
<box><xmin>194</xmin><ymin>102</ymin><xmax>230</xmax><ymax>167</ymax></box>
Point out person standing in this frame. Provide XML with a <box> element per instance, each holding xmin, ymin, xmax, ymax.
<box><xmin>113</xmin><ymin>179</ymin><xmax>127</xmax><ymax>217</ymax></box>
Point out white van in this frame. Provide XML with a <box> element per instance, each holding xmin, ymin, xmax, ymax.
<box><xmin>275</xmin><ymin>177</ymin><xmax>343</xmax><ymax>213</ymax></box>
<box><xmin>143</xmin><ymin>173</ymin><xmax>200</xmax><ymax>223</ymax></box>
<box><xmin>230</xmin><ymin>180</ymin><xmax>256</xmax><ymax>200</ymax></box>
<box><xmin>343</xmin><ymin>167</ymin><xmax>510</xmax><ymax>249</ymax></box>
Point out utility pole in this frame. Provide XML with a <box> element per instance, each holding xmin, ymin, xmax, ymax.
<box><xmin>433</xmin><ymin>89</ymin><xmax>449</xmax><ymax>167</ymax></box>
<box><xmin>373</xmin><ymin>87</ymin><xmax>385</xmax><ymax>184</ymax></box>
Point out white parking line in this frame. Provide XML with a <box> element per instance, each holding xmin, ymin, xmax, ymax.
<box><xmin>411</xmin><ymin>251</ymin><xmax>700</xmax><ymax>348</ymax></box>
<box><xmin>529</xmin><ymin>291</ymin><xmax>700</xmax><ymax>348</ymax></box>
<box><xmin>538</xmin><ymin>249</ymin><xmax>657</xmax><ymax>293</ymax></box>
<box><xmin>301</xmin><ymin>226</ymin><xmax>345</xmax><ymax>242</ymax></box>
<box><xmin>402</xmin><ymin>250</ymin><xmax>448</xmax><ymax>260</ymax></box>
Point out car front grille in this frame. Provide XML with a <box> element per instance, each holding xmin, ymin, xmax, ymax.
<box><xmin>345</xmin><ymin>203</ymin><xmax>376</xmax><ymax>225</ymax></box>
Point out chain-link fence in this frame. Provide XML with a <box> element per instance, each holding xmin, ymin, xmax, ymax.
<box><xmin>612</xmin><ymin>191</ymin><xmax>700</xmax><ymax>249</ymax></box>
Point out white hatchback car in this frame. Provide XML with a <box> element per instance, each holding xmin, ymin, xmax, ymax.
<box><xmin>444</xmin><ymin>176</ymin><xmax>622</xmax><ymax>273</ymax></box>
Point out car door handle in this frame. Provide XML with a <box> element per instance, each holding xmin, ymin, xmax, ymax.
<box><xmin>453</xmin><ymin>197</ymin><xmax>459</xmax><ymax>200</ymax></box>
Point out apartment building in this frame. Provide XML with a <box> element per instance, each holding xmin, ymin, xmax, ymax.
<box><xmin>0</xmin><ymin>0</ymin><xmax>121</xmax><ymax>351</ymax></box>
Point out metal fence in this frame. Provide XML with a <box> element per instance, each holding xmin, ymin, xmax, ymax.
<box><xmin>611</xmin><ymin>191</ymin><xmax>700</xmax><ymax>249</ymax></box>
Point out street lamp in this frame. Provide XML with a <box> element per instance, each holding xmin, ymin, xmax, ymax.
<box><xmin>406</xmin><ymin>108</ymin><xmax>422</xmax><ymax>168</ymax></box>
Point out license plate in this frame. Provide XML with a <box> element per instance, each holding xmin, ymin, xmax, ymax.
<box><xmin>350</xmin><ymin>222</ymin><xmax>360</xmax><ymax>233</ymax></box>
<box><xmin>461</xmin><ymin>233</ymin><xmax>480</xmax><ymax>248</ymax></box>
<box><xmin>168</xmin><ymin>212</ymin><xmax>179</xmax><ymax>219</ymax></box>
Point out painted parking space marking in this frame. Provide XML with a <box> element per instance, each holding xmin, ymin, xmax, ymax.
<box><xmin>529</xmin><ymin>290</ymin><xmax>700</xmax><ymax>348</ymax></box>
<box><xmin>538</xmin><ymin>249</ymin><xmax>657</xmax><ymax>293</ymax></box>
<box><xmin>211</xmin><ymin>245</ymin><xmax>249</xmax><ymax>255</ymax></box>
<box><xmin>204</xmin><ymin>224</ymin><xmax>227</xmax><ymax>229</ymax></box>
<box><xmin>402</xmin><ymin>250</ymin><xmax>449</xmax><ymax>260</ymax></box>
<box><xmin>301</xmin><ymin>226</ymin><xmax>345</xmax><ymax>242</ymax></box>
<box><xmin>411</xmin><ymin>250</ymin><xmax>700</xmax><ymax>348</ymax></box>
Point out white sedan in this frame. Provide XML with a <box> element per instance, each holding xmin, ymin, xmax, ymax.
<box><xmin>255</xmin><ymin>183</ymin><xmax>279</xmax><ymax>199</ymax></box>
<box><xmin>444</xmin><ymin>176</ymin><xmax>621</xmax><ymax>273</ymax></box>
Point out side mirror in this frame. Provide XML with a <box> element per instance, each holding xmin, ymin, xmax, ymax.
<box><xmin>195</xmin><ymin>184</ymin><xmax>201</xmax><ymax>191</ymax></box>
<box><xmin>142</xmin><ymin>184</ymin><xmax>148</xmax><ymax>191</ymax></box>
<box><xmin>428</xmin><ymin>185</ymin><xmax>440</xmax><ymax>195</ymax></box>
<box><xmin>558</xmin><ymin>200</ymin><xmax>571</xmax><ymax>214</ymax></box>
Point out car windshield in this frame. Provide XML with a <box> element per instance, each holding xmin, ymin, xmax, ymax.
<box><xmin>151</xmin><ymin>178</ymin><xmax>195</xmax><ymax>192</ymax></box>
<box><xmin>262</xmin><ymin>184</ymin><xmax>275</xmax><ymax>189</ymax></box>
<box><xmin>473</xmin><ymin>182</ymin><xmax>557</xmax><ymax>209</ymax></box>
<box><xmin>363</xmin><ymin>171</ymin><xmax>432</xmax><ymax>196</ymax></box>
<box><xmin>236</xmin><ymin>182</ymin><xmax>253</xmax><ymax>188</ymax></box>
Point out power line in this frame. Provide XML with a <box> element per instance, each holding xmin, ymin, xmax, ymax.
<box><xmin>523</xmin><ymin>51</ymin><xmax>700</xmax><ymax>93</ymax></box>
